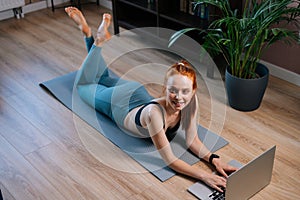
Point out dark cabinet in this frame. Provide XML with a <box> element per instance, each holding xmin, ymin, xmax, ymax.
<box><xmin>111</xmin><ymin>0</ymin><xmax>241</xmax><ymax>78</ymax></box>
<box><xmin>112</xmin><ymin>0</ymin><xmax>241</xmax><ymax>35</ymax></box>
<box><xmin>113</xmin><ymin>0</ymin><xmax>201</xmax><ymax>35</ymax></box>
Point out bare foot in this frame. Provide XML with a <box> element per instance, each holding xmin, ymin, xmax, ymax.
<box><xmin>65</xmin><ymin>6</ymin><xmax>92</xmax><ymax>37</ymax></box>
<box><xmin>95</xmin><ymin>13</ymin><xmax>112</xmax><ymax>46</ymax></box>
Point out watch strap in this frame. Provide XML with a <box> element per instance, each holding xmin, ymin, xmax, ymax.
<box><xmin>209</xmin><ymin>153</ymin><xmax>220</xmax><ymax>166</ymax></box>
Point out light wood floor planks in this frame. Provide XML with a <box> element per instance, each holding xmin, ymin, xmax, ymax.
<box><xmin>0</xmin><ymin>4</ymin><xmax>299</xmax><ymax>200</ymax></box>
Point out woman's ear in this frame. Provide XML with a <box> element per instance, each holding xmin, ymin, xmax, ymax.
<box><xmin>162</xmin><ymin>86</ymin><xmax>167</xmax><ymax>96</ymax></box>
<box><xmin>192</xmin><ymin>88</ymin><xmax>196</xmax><ymax>95</ymax></box>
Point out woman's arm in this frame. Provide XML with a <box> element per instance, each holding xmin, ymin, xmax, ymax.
<box><xmin>184</xmin><ymin>97</ymin><xmax>211</xmax><ymax>161</ymax></box>
<box><xmin>151</xmin><ymin>130</ymin><xmax>204</xmax><ymax>178</ymax></box>
<box><xmin>185</xmin><ymin>99</ymin><xmax>237</xmax><ymax>179</ymax></box>
<box><xmin>186</xmin><ymin>131</ymin><xmax>237</xmax><ymax>176</ymax></box>
<box><xmin>143</xmin><ymin>105</ymin><xmax>227</xmax><ymax>192</ymax></box>
<box><xmin>151</xmin><ymin>127</ymin><xmax>227</xmax><ymax>192</ymax></box>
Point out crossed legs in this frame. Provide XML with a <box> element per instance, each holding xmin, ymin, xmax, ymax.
<box><xmin>64</xmin><ymin>7</ymin><xmax>153</xmax><ymax>128</ymax></box>
<box><xmin>65</xmin><ymin>7</ymin><xmax>92</xmax><ymax>38</ymax></box>
<box><xmin>65</xmin><ymin>6</ymin><xmax>111</xmax><ymax>47</ymax></box>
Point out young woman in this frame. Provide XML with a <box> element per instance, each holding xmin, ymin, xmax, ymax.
<box><xmin>65</xmin><ymin>7</ymin><xmax>236</xmax><ymax>192</ymax></box>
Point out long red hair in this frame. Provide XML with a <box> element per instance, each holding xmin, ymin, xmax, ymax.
<box><xmin>163</xmin><ymin>60</ymin><xmax>198</xmax><ymax>131</ymax></box>
<box><xmin>163</xmin><ymin>60</ymin><xmax>197</xmax><ymax>91</ymax></box>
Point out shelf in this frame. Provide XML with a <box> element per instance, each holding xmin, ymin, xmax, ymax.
<box><xmin>159</xmin><ymin>11</ymin><xmax>210</xmax><ymax>30</ymax></box>
<box><xmin>114</xmin><ymin>0</ymin><xmax>158</xmax><ymax>34</ymax></box>
<box><xmin>112</xmin><ymin>0</ymin><xmax>213</xmax><ymax>35</ymax></box>
<box><xmin>118</xmin><ymin>0</ymin><xmax>157</xmax><ymax>14</ymax></box>
<box><xmin>118</xmin><ymin>18</ymin><xmax>157</xmax><ymax>30</ymax></box>
<box><xmin>113</xmin><ymin>0</ymin><xmax>240</xmax><ymax>32</ymax></box>
<box><xmin>112</xmin><ymin>0</ymin><xmax>240</xmax><ymax>77</ymax></box>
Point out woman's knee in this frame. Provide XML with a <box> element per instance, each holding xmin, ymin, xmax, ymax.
<box><xmin>77</xmin><ymin>84</ymin><xmax>99</xmax><ymax>107</ymax></box>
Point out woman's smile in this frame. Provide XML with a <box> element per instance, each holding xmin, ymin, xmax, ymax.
<box><xmin>166</xmin><ymin>74</ymin><xmax>194</xmax><ymax>112</ymax></box>
<box><xmin>172</xmin><ymin>100</ymin><xmax>185</xmax><ymax>108</ymax></box>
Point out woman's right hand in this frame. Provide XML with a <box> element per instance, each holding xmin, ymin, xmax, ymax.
<box><xmin>201</xmin><ymin>172</ymin><xmax>227</xmax><ymax>193</ymax></box>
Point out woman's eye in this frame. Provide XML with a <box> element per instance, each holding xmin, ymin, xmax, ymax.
<box><xmin>168</xmin><ymin>88</ymin><xmax>177</xmax><ymax>93</ymax></box>
<box><xmin>183</xmin><ymin>89</ymin><xmax>190</xmax><ymax>94</ymax></box>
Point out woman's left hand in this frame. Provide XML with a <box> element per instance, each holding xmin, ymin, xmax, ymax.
<box><xmin>212</xmin><ymin>158</ymin><xmax>238</xmax><ymax>178</ymax></box>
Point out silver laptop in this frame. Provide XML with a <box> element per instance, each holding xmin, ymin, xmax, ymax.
<box><xmin>188</xmin><ymin>145</ymin><xmax>276</xmax><ymax>200</ymax></box>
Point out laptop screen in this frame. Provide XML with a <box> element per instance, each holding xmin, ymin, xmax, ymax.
<box><xmin>188</xmin><ymin>146</ymin><xmax>276</xmax><ymax>200</ymax></box>
<box><xmin>226</xmin><ymin>146</ymin><xmax>276</xmax><ymax>199</ymax></box>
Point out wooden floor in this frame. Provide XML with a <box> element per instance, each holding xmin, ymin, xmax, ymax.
<box><xmin>0</xmin><ymin>4</ymin><xmax>299</xmax><ymax>200</ymax></box>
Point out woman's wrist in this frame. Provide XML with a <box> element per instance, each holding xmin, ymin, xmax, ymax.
<box><xmin>209</xmin><ymin>153</ymin><xmax>220</xmax><ymax>167</ymax></box>
<box><xmin>196</xmin><ymin>168</ymin><xmax>209</xmax><ymax>180</ymax></box>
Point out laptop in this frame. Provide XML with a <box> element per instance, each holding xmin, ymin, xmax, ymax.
<box><xmin>188</xmin><ymin>145</ymin><xmax>276</xmax><ymax>200</ymax></box>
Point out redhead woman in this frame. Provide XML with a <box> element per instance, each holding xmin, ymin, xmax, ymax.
<box><xmin>65</xmin><ymin>7</ymin><xmax>237</xmax><ymax>192</ymax></box>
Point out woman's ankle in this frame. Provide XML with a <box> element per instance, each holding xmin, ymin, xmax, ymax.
<box><xmin>82</xmin><ymin>25</ymin><xmax>92</xmax><ymax>37</ymax></box>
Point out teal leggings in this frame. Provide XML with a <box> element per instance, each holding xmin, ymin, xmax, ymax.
<box><xmin>75</xmin><ymin>37</ymin><xmax>153</xmax><ymax>127</ymax></box>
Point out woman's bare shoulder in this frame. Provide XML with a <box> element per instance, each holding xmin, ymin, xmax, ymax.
<box><xmin>143</xmin><ymin>102</ymin><xmax>164</xmax><ymax>118</ymax></box>
<box><xmin>140</xmin><ymin>102</ymin><xmax>164</xmax><ymax>129</ymax></box>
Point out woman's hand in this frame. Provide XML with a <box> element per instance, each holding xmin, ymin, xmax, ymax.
<box><xmin>201</xmin><ymin>171</ymin><xmax>227</xmax><ymax>192</ymax></box>
<box><xmin>212</xmin><ymin>158</ymin><xmax>238</xmax><ymax>178</ymax></box>
<box><xmin>201</xmin><ymin>158</ymin><xmax>238</xmax><ymax>192</ymax></box>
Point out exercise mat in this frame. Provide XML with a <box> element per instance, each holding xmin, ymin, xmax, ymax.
<box><xmin>40</xmin><ymin>71</ymin><xmax>229</xmax><ymax>181</ymax></box>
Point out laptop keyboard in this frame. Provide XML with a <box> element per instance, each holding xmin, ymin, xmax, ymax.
<box><xmin>209</xmin><ymin>188</ymin><xmax>226</xmax><ymax>200</ymax></box>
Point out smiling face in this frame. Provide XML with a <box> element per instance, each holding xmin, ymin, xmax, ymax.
<box><xmin>163</xmin><ymin>60</ymin><xmax>197</xmax><ymax>112</ymax></box>
<box><xmin>166</xmin><ymin>74</ymin><xmax>195</xmax><ymax>112</ymax></box>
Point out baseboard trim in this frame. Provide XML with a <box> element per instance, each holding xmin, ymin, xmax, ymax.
<box><xmin>260</xmin><ymin>60</ymin><xmax>300</xmax><ymax>87</ymax></box>
<box><xmin>0</xmin><ymin>1</ymin><xmax>47</xmax><ymax>20</ymax></box>
<box><xmin>23</xmin><ymin>1</ymin><xmax>47</xmax><ymax>14</ymax></box>
<box><xmin>0</xmin><ymin>9</ymin><xmax>14</xmax><ymax>20</ymax></box>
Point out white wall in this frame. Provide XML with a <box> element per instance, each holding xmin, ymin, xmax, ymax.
<box><xmin>0</xmin><ymin>0</ymin><xmax>112</xmax><ymax>20</ymax></box>
<box><xmin>1</xmin><ymin>0</ymin><xmax>298</xmax><ymax>86</ymax></box>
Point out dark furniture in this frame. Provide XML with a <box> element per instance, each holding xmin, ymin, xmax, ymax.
<box><xmin>112</xmin><ymin>0</ymin><xmax>205</xmax><ymax>36</ymax></box>
<box><xmin>112</xmin><ymin>0</ymin><xmax>241</xmax><ymax>35</ymax></box>
<box><xmin>111</xmin><ymin>0</ymin><xmax>241</xmax><ymax>78</ymax></box>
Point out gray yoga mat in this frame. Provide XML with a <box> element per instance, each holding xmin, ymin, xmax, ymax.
<box><xmin>39</xmin><ymin>71</ymin><xmax>229</xmax><ymax>182</ymax></box>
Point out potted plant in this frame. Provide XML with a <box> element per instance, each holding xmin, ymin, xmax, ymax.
<box><xmin>169</xmin><ymin>0</ymin><xmax>300</xmax><ymax>111</ymax></box>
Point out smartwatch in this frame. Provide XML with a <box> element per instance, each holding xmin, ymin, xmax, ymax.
<box><xmin>209</xmin><ymin>153</ymin><xmax>220</xmax><ymax>167</ymax></box>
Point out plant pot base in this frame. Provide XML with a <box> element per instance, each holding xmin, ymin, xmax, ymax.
<box><xmin>225</xmin><ymin>63</ymin><xmax>269</xmax><ymax>112</ymax></box>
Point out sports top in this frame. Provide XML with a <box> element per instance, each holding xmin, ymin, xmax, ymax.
<box><xmin>134</xmin><ymin>101</ymin><xmax>180</xmax><ymax>141</ymax></box>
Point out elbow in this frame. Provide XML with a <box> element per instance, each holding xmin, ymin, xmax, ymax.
<box><xmin>158</xmin><ymin>150</ymin><xmax>179</xmax><ymax>168</ymax></box>
<box><xmin>186</xmin><ymin>137</ymin><xmax>196</xmax><ymax>149</ymax></box>
<box><xmin>186</xmin><ymin>139</ymin><xmax>193</xmax><ymax>148</ymax></box>
<box><xmin>161</xmin><ymin>154</ymin><xmax>178</xmax><ymax>167</ymax></box>
<box><xmin>167</xmin><ymin>159</ymin><xmax>183</xmax><ymax>173</ymax></box>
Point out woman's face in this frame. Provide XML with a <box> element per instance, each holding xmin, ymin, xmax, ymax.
<box><xmin>166</xmin><ymin>74</ymin><xmax>195</xmax><ymax>112</ymax></box>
